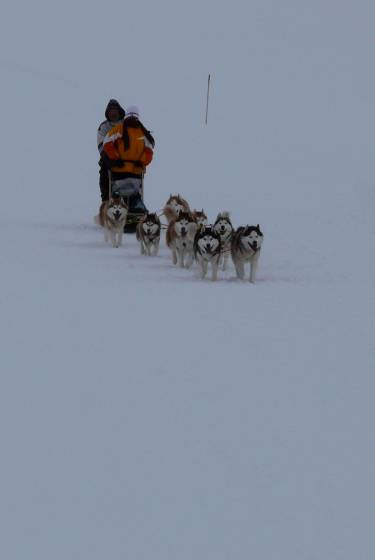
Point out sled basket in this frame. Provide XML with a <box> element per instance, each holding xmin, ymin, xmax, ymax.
<box><xmin>111</xmin><ymin>175</ymin><xmax>147</xmax><ymax>233</ymax></box>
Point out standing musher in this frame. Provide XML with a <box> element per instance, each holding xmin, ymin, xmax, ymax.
<box><xmin>97</xmin><ymin>99</ymin><xmax>125</xmax><ymax>203</ymax></box>
<box><xmin>102</xmin><ymin>105</ymin><xmax>155</xmax><ymax>223</ymax></box>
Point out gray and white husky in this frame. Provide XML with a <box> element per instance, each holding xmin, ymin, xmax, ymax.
<box><xmin>213</xmin><ymin>211</ymin><xmax>234</xmax><ymax>270</ymax></box>
<box><xmin>194</xmin><ymin>226</ymin><xmax>222</xmax><ymax>281</ymax></box>
<box><xmin>231</xmin><ymin>225</ymin><xmax>264</xmax><ymax>283</ymax></box>
<box><xmin>136</xmin><ymin>212</ymin><xmax>161</xmax><ymax>256</ymax></box>
<box><xmin>166</xmin><ymin>211</ymin><xmax>197</xmax><ymax>268</ymax></box>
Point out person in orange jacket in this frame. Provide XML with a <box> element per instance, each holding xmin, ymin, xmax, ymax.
<box><xmin>102</xmin><ymin>105</ymin><xmax>155</xmax><ymax>182</ymax></box>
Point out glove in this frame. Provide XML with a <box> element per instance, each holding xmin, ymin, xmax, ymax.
<box><xmin>101</xmin><ymin>152</ymin><xmax>124</xmax><ymax>169</ymax></box>
<box><xmin>108</xmin><ymin>158</ymin><xmax>125</xmax><ymax>169</ymax></box>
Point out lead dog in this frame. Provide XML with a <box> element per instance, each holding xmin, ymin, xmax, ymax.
<box><xmin>136</xmin><ymin>212</ymin><xmax>161</xmax><ymax>256</ymax></box>
<box><xmin>95</xmin><ymin>196</ymin><xmax>128</xmax><ymax>248</ymax></box>
<box><xmin>213</xmin><ymin>211</ymin><xmax>234</xmax><ymax>271</ymax></box>
<box><xmin>194</xmin><ymin>226</ymin><xmax>222</xmax><ymax>281</ymax></box>
<box><xmin>163</xmin><ymin>194</ymin><xmax>191</xmax><ymax>223</ymax></box>
<box><xmin>231</xmin><ymin>225</ymin><xmax>264</xmax><ymax>283</ymax></box>
<box><xmin>166</xmin><ymin>211</ymin><xmax>197</xmax><ymax>268</ymax></box>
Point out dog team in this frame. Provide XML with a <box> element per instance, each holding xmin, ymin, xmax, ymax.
<box><xmin>95</xmin><ymin>193</ymin><xmax>264</xmax><ymax>283</ymax></box>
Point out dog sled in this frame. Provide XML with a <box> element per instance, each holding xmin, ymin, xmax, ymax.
<box><xmin>109</xmin><ymin>171</ymin><xmax>147</xmax><ymax>233</ymax></box>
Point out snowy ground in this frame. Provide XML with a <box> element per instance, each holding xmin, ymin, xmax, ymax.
<box><xmin>1</xmin><ymin>1</ymin><xmax>375</xmax><ymax>558</ymax></box>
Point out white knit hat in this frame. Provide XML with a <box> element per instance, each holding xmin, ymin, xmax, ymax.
<box><xmin>125</xmin><ymin>105</ymin><xmax>140</xmax><ymax>119</ymax></box>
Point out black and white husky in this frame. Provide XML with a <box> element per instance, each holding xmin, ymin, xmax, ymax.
<box><xmin>231</xmin><ymin>225</ymin><xmax>264</xmax><ymax>283</ymax></box>
<box><xmin>194</xmin><ymin>226</ymin><xmax>222</xmax><ymax>281</ymax></box>
<box><xmin>136</xmin><ymin>212</ymin><xmax>161</xmax><ymax>256</ymax></box>
<box><xmin>213</xmin><ymin>211</ymin><xmax>234</xmax><ymax>270</ymax></box>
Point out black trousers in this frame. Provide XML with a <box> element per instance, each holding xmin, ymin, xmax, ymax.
<box><xmin>99</xmin><ymin>159</ymin><xmax>110</xmax><ymax>201</ymax></box>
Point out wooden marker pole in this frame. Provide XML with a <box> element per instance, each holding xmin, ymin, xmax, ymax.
<box><xmin>205</xmin><ymin>74</ymin><xmax>211</xmax><ymax>125</ymax></box>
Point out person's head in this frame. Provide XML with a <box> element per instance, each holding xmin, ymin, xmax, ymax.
<box><xmin>122</xmin><ymin>104</ymin><xmax>155</xmax><ymax>148</ymax></box>
<box><xmin>105</xmin><ymin>99</ymin><xmax>125</xmax><ymax>122</ymax></box>
<box><xmin>108</xmin><ymin>106</ymin><xmax>120</xmax><ymax>122</ymax></box>
<box><xmin>124</xmin><ymin>105</ymin><xmax>140</xmax><ymax>120</ymax></box>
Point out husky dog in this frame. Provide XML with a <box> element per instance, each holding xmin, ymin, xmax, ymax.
<box><xmin>97</xmin><ymin>196</ymin><xmax>128</xmax><ymax>248</ymax></box>
<box><xmin>136</xmin><ymin>212</ymin><xmax>161</xmax><ymax>256</ymax></box>
<box><xmin>231</xmin><ymin>225</ymin><xmax>264</xmax><ymax>283</ymax></box>
<box><xmin>192</xmin><ymin>209</ymin><xmax>208</xmax><ymax>227</ymax></box>
<box><xmin>213</xmin><ymin>211</ymin><xmax>234</xmax><ymax>271</ymax></box>
<box><xmin>166</xmin><ymin>211</ymin><xmax>198</xmax><ymax>268</ymax></box>
<box><xmin>163</xmin><ymin>194</ymin><xmax>190</xmax><ymax>223</ymax></box>
<box><xmin>194</xmin><ymin>226</ymin><xmax>222</xmax><ymax>281</ymax></box>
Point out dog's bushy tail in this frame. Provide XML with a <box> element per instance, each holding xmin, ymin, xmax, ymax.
<box><xmin>94</xmin><ymin>201</ymin><xmax>107</xmax><ymax>227</ymax></box>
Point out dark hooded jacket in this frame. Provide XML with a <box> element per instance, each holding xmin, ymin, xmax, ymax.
<box><xmin>97</xmin><ymin>99</ymin><xmax>125</xmax><ymax>154</ymax></box>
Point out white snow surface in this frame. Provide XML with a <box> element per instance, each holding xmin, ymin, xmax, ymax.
<box><xmin>1</xmin><ymin>1</ymin><xmax>374</xmax><ymax>558</ymax></box>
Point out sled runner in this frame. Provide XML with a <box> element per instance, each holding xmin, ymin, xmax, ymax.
<box><xmin>109</xmin><ymin>171</ymin><xmax>147</xmax><ymax>233</ymax></box>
